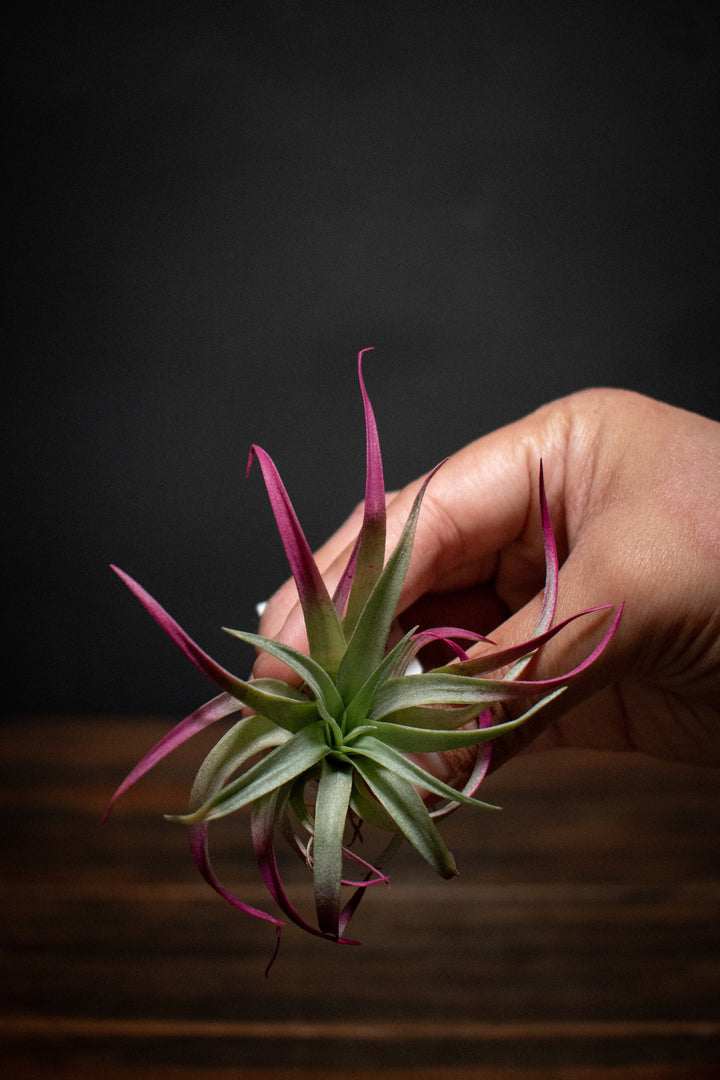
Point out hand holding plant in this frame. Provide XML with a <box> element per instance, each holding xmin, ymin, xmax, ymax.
<box><xmin>107</xmin><ymin>352</ymin><xmax>627</xmax><ymax>969</ymax></box>
<box><xmin>258</xmin><ymin>383</ymin><xmax>720</xmax><ymax>775</ymax></box>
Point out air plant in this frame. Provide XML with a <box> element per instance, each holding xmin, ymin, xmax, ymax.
<box><xmin>106</xmin><ymin>348</ymin><xmax>620</xmax><ymax>970</ymax></box>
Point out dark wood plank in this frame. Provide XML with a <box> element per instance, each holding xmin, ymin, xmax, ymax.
<box><xmin>1</xmin><ymin>716</ymin><xmax>719</xmax><ymax>1077</ymax></box>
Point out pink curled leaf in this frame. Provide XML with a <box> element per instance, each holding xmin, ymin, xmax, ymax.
<box><xmin>110</xmin><ymin>565</ymin><xmax>247</xmax><ymax>695</ymax></box>
<box><xmin>410</xmin><ymin>626</ymin><xmax>495</xmax><ymax>664</ymax></box>
<box><xmin>101</xmin><ymin>692</ymin><xmax>242</xmax><ymax>822</ymax></box>
<box><xmin>337</xmin><ymin>348</ymin><xmax>388</xmax><ymax>633</ymax></box>
<box><xmin>536</xmin><ymin>461</ymin><xmax>559</xmax><ymax>635</ymax></box>
<box><xmin>188</xmin><ymin>821</ymin><xmax>284</xmax><ymax>975</ymax></box>
<box><xmin>247</xmin><ymin>446</ymin><xmax>346</xmax><ymax>674</ymax></box>
<box><xmin>251</xmin><ymin>788</ymin><xmax>361</xmax><ymax>946</ymax></box>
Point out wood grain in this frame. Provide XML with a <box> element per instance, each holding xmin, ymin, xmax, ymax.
<box><xmin>1</xmin><ymin>716</ymin><xmax>719</xmax><ymax>1078</ymax></box>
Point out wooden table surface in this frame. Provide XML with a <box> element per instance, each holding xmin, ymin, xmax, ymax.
<box><xmin>2</xmin><ymin>715</ymin><xmax>719</xmax><ymax>1079</ymax></box>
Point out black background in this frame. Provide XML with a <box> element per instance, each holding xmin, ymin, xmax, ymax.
<box><xmin>5</xmin><ymin>1</ymin><xmax>720</xmax><ymax>714</ymax></box>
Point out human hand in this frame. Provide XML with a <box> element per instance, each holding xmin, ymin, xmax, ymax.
<box><xmin>253</xmin><ymin>388</ymin><xmax>720</xmax><ymax>780</ymax></box>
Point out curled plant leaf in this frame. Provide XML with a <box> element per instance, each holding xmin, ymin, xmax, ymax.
<box><xmin>106</xmin><ymin>348</ymin><xmax>621</xmax><ymax>969</ymax></box>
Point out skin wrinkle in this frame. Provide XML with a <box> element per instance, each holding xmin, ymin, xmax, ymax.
<box><xmin>421</xmin><ymin>483</ymin><xmax>474</xmax><ymax>597</ymax></box>
<box><xmin>557</xmin><ymin>396</ymin><xmax>596</xmax><ymax>546</ymax></box>
<box><xmin>656</xmin><ymin>424</ymin><xmax>720</xmax><ymax>562</ymax></box>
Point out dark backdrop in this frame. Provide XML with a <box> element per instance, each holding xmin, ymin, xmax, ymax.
<box><xmin>5</xmin><ymin>1</ymin><xmax>720</xmax><ymax>714</ymax></box>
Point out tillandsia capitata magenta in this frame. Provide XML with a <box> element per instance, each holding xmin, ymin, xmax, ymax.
<box><xmin>106</xmin><ymin>348</ymin><xmax>621</xmax><ymax>971</ymax></box>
